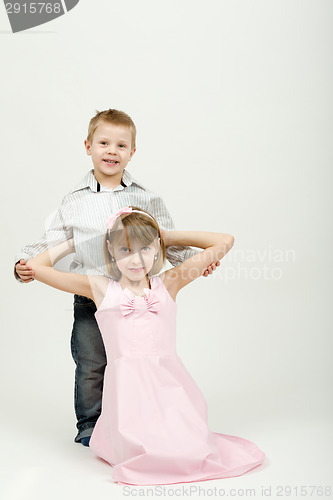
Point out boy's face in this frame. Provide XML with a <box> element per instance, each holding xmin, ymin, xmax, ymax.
<box><xmin>84</xmin><ymin>122</ymin><xmax>136</xmax><ymax>179</ymax></box>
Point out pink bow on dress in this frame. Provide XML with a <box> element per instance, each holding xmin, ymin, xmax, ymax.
<box><xmin>120</xmin><ymin>288</ymin><xmax>160</xmax><ymax>316</ymax></box>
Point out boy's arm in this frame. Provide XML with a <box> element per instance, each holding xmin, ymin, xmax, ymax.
<box><xmin>14</xmin><ymin>195</ymin><xmax>73</xmax><ymax>283</ymax></box>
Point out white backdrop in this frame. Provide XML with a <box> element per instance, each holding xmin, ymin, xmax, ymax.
<box><xmin>1</xmin><ymin>1</ymin><xmax>332</xmax><ymax>499</ymax></box>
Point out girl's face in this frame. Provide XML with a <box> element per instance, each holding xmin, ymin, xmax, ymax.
<box><xmin>108</xmin><ymin>236</ymin><xmax>160</xmax><ymax>281</ymax></box>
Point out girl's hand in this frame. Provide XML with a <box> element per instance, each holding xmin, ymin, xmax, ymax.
<box><xmin>15</xmin><ymin>259</ymin><xmax>35</xmax><ymax>283</ymax></box>
<box><xmin>202</xmin><ymin>260</ymin><xmax>220</xmax><ymax>277</ymax></box>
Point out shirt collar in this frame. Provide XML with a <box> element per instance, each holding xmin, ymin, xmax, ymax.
<box><xmin>70</xmin><ymin>169</ymin><xmax>146</xmax><ymax>194</ymax></box>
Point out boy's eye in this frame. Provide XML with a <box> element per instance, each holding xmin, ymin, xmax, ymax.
<box><xmin>100</xmin><ymin>142</ymin><xmax>125</xmax><ymax>147</ymax></box>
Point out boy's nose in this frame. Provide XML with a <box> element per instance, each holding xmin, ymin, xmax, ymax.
<box><xmin>106</xmin><ymin>144</ymin><xmax>116</xmax><ymax>153</ymax></box>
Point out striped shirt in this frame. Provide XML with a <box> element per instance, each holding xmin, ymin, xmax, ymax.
<box><xmin>15</xmin><ymin>169</ymin><xmax>199</xmax><ymax>281</ymax></box>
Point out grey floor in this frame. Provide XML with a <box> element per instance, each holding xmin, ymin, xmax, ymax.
<box><xmin>1</xmin><ymin>412</ymin><xmax>332</xmax><ymax>500</ymax></box>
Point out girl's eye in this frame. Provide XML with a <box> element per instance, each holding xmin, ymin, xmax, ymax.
<box><xmin>120</xmin><ymin>247</ymin><xmax>129</xmax><ymax>253</ymax></box>
<box><xmin>142</xmin><ymin>247</ymin><xmax>150</xmax><ymax>252</ymax></box>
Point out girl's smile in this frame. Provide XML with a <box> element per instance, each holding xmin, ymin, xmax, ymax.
<box><xmin>129</xmin><ymin>267</ymin><xmax>145</xmax><ymax>273</ymax></box>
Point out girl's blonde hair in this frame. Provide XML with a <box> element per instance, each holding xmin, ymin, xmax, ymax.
<box><xmin>103</xmin><ymin>206</ymin><xmax>166</xmax><ymax>280</ymax></box>
<box><xmin>87</xmin><ymin>109</ymin><xmax>137</xmax><ymax>150</ymax></box>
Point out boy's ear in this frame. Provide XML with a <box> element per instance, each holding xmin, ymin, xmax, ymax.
<box><xmin>84</xmin><ymin>139</ymin><xmax>91</xmax><ymax>155</ymax></box>
<box><xmin>128</xmin><ymin>148</ymin><xmax>136</xmax><ymax>161</ymax></box>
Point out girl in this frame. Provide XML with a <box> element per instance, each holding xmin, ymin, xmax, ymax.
<box><xmin>27</xmin><ymin>205</ymin><xmax>265</xmax><ymax>486</ymax></box>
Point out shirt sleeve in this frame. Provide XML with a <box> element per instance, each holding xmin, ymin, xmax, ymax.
<box><xmin>148</xmin><ymin>193</ymin><xmax>200</xmax><ymax>267</ymax></box>
<box><xmin>14</xmin><ymin>195</ymin><xmax>73</xmax><ymax>282</ymax></box>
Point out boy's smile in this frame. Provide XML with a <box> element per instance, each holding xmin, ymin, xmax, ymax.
<box><xmin>85</xmin><ymin>122</ymin><xmax>136</xmax><ymax>189</ymax></box>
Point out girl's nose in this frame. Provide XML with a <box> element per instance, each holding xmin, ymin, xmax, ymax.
<box><xmin>129</xmin><ymin>251</ymin><xmax>144</xmax><ymax>266</ymax></box>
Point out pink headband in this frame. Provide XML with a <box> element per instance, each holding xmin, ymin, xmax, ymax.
<box><xmin>106</xmin><ymin>206</ymin><xmax>156</xmax><ymax>230</ymax></box>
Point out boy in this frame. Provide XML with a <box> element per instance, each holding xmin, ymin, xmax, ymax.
<box><xmin>14</xmin><ymin>109</ymin><xmax>219</xmax><ymax>446</ymax></box>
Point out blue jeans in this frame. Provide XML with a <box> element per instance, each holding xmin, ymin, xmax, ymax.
<box><xmin>70</xmin><ymin>294</ymin><xmax>107</xmax><ymax>442</ymax></box>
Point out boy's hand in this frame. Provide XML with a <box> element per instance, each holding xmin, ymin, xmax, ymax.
<box><xmin>202</xmin><ymin>261</ymin><xmax>220</xmax><ymax>277</ymax></box>
<box><xmin>15</xmin><ymin>259</ymin><xmax>35</xmax><ymax>283</ymax></box>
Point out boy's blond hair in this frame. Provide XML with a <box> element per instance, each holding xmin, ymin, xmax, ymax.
<box><xmin>87</xmin><ymin>109</ymin><xmax>137</xmax><ymax>150</ymax></box>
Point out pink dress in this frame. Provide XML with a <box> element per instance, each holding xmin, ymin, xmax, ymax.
<box><xmin>89</xmin><ymin>275</ymin><xmax>265</xmax><ymax>485</ymax></box>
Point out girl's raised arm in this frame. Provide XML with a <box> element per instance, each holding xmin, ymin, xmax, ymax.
<box><xmin>160</xmin><ymin>231</ymin><xmax>234</xmax><ymax>298</ymax></box>
<box><xmin>27</xmin><ymin>239</ymin><xmax>96</xmax><ymax>301</ymax></box>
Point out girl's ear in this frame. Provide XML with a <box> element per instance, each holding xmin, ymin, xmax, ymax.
<box><xmin>107</xmin><ymin>240</ymin><xmax>113</xmax><ymax>256</ymax></box>
<box><xmin>154</xmin><ymin>237</ymin><xmax>161</xmax><ymax>252</ymax></box>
